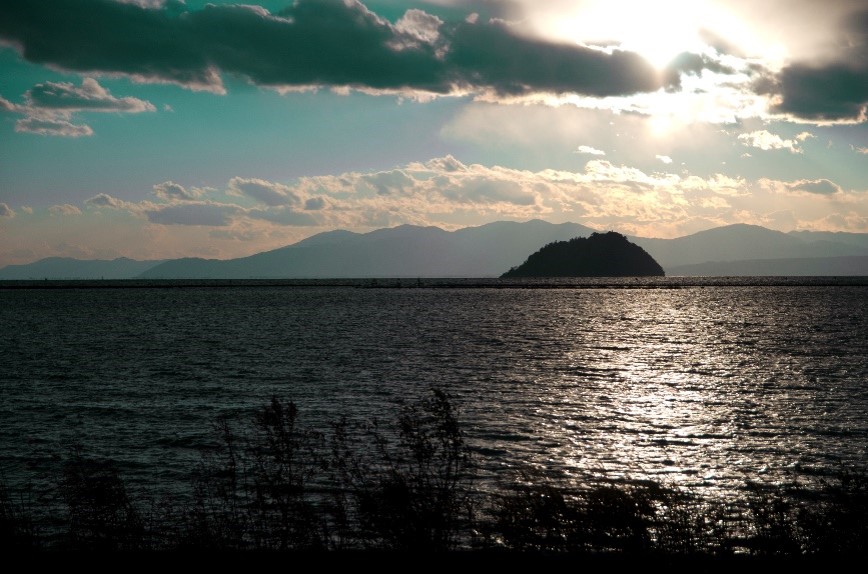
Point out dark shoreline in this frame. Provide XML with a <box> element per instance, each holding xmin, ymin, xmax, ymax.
<box><xmin>9</xmin><ymin>550</ymin><xmax>863</xmax><ymax>571</ymax></box>
<box><xmin>4</xmin><ymin>392</ymin><xmax>867</xmax><ymax>556</ymax></box>
<box><xmin>3</xmin><ymin>276</ymin><xmax>868</xmax><ymax>289</ymax></box>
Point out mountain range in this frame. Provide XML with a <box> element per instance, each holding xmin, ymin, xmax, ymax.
<box><xmin>0</xmin><ymin>256</ymin><xmax>166</xmax><ymax>280</ymax></box>
<box><xmin>2</xmin><ymin>220</ymin><xmax>867</xmax><ymax>279</ymax></box>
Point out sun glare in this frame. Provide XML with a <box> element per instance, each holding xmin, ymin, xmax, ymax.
<box><xmin>648</xmin><ymin>113</ymin><xmax>674</xmax><ymax>137</ymax></box>
<box><xmin>537</xmin><ymin>0</ymin><xmax>763</xmax><ymax>70</ymax></box>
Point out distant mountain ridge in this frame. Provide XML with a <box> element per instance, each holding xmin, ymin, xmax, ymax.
<box><xmin>0</xmin><ymin>257</ymin><xmax>165</xmax><ymax>280</ymax></box>
<box><xmin>668</xmin><ymin>256</ymin><xmax>868</xmax><ymax>276</ymax></box>
<box><xmin>2</xmin><ymin>221</ymin><xmax>867</xmax><ymax>279</ymax></box>
<box><xmin>137</xmin><ymin>220</ymin><xmax>597</xmax><ymax>279</ymax></box>
<box><xmin>630</xmin><ymin>224</ymin><xmax>868</xmax><ymax>268</ymax></box>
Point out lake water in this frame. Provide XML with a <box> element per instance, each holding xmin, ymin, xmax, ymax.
<box><xmin>2</xmin><ymin>278</ymin><xmax>867</xmax><ymax>503</ymax></box>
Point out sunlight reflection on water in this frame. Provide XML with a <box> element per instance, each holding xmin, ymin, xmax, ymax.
<box><xmin>1</xmin><ymin>283</ymin><xmax>867</xmax><ymax>501</ymax></box>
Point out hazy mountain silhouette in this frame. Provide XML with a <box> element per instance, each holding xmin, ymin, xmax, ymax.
<box><xmin>138</xmin><ymin>220</ymin><xmax>596</xmax><ymax>278</ymax></box>
<box><xmin>502</xmin><ymin>232</ymin><xmax>665</xmax><ymax>277</ymax></box>
<box><xmin>787</xmin><ymin>230</ymin><xmax>868</xmax><ymax>250</ymax></box>
<box><xmin>0</xmin><ymin>257</ymin><xmax>165</xmax><ymax>279</ymax></box>
<box><xmin>668</xmin><ymin>256</ymin><xmax>868</xmax><ymax>276</ymax></box>
<box><xmin>3</xmin><ymin>221</ymin><xmax>867</xmax><ymax>279</ymax></box>
<box><xmin>630</xmin><ymin>224</ymin><xmax>868</xmax><ymax>269</ymax></box>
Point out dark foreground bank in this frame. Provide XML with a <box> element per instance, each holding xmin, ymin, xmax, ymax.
<box><xmin>2</xmin><ymin>390</ymin><xmax>866</xmax><ymax>557</ymax></box>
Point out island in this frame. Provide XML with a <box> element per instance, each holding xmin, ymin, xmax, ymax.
<box><xmin>501</xmin><ymin>231</ymin><xmax>665</xmax><ymax>277</ymax></box>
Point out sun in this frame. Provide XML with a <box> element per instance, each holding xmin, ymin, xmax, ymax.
<box><xmin>535</xmin><ymin>0</ymin><xmax>749</xmax><ymax>70</ymax></box>
<box><xmin>602</xmin><ymin>1</ymin><xmax>707</xmax><ymax>69</ymax></box>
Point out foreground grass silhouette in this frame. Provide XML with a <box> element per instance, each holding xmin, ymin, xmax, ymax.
<box><xmin>2</xmin><ymin>389</ymin><xmax>867</xmax><ymax>556</ymax></box>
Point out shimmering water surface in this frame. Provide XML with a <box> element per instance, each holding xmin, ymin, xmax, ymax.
<box><xmin>2</xmin><ymin>279</ymin><xmax>867</xmax><ymax>500</ymax></box>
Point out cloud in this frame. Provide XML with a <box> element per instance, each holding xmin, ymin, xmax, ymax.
<box><xmin>145</xmin><ymin>203</ymin><xmax>241</xmax><ymax>226</ymax></box>
<box><xmin>394</xmin><ymin>9</ymin><xmax>443</xmax><ymax>45</ymax></box>
<box><xmin>85</xmin><ymin>193</ymin><xmax>123</xmax><ymax>208</ymax></box>
<box><xmin>575</xmin><ymin>145</ymin><xmax>606</xmax><ymax>156</ymax></box>
<box><xmin>88</xmin><ymin>156</ymin><xmax>561</xmax><ymax>230</ymax></box>
<box><xmin>3</xmin><ymin>77</ymin><xmax>155</xmax><ymax>137</ymax></box>
<box><xmin>304</xmin><ymin>197</ymin><xmax>327</xmax><ymax>210</ymax></box>
<box><xmin>425</xmin><ymin>155</ymin><xmax>467</xmax><ymax>172</ymax></box>
<box><xmin>153</xmin><ymin>181</ymin><xmax>202</xmax><ymax>201</ymax></box>
<box><xmin>8</xmin><ymin>154</ymin><xmax>868</xmax><ymax>268</ymax></box>
<box><xmin>272</xmin><ymin>155</ymin><xmax>764</xmax><ymax>233</ymax></box>
<box><xmin>247</xmin><ymin>207</ymin><xmax>319</xmax><ymax>226</ymax></box>
<box><xmin>359</xmin><ymin>170</ymin><xmax>416</xmax><ymax>196</ymax></box>
<box><xmin>15</xmin><ymin>116</ymin><xmax>93</xmax><ymax>137</ymax></box>
<box><xmin>446</xmin><ymin>20</ymin><xmax>659</xmax><ymax>98</ymax></box>
<box><xmin>208</xmin><ymin>227</ymin><xmax>266</xmax><ymax>242</ymax></box>
<box><xmin>0</xmin><ymin>0</ymin><xmax>661</xmax><ymax>101</ymax></box>
<box><xmin>49</xmin><ymin>204</ymin><xmax>83</xmax><ymax>215</ymax></box>
<box><xmin>656</xmin><ymin>155</ymin><xmax>673</xmax><ymax>164</ymax></box>
<box><xmin>664</xmin><ymin>51</ymin><xmax>737</xmax><ymax>83</ymax></box>
<box><xmin>442</xmin><ymin>176</ymin><xmax>537</xmax><ymax>206</ymax></box>
<box><xmin>229</xmin><ymin>177</ymin><xmax>301</xmax><ymax>206</ymax></box>
<box><xmin>772</xmin><ymin>64</ymin><xmax>868</xmax><ymax>124</ymax></box>
<box><xmin>79</xmin><ymin>182</ymin><xmax>320</xmax><ymax>229</ymax></box>
<box><xmin>759</xmin><ymin>176</ymin><xmax>851</xmax><ymax>198</ymax></box>
<box><xmin>785</xmin><ymin>179</ymin><xmax>843</xmax><ymax>195</ymax></box>
<box><xmin>26</xmin><ymin>77</ymin><xmax>155</xmax><ymax>113</ymax></box>
<box><xmin>116</xmin><ymin>0</ymin><xmax>167</xmax><ymax>7</ymax></box>
<box><xmin>767</xmin><ymin>9</ymin><xmax>868</xmax><ymax>123</ymax></box>
<box><xmin>85</xmin><ymin>193</ymin><xmax>135</xmax><ymax>209</ymax></box>
<box><xmin>737</xmin><ymin>130</ymin><xmax>807</xmax><ymax>153</ymax></box>
<box><xmin>0</xmin><ymin>203</ymin><xmax>14</xmax><ymax>217</ymax></box>
<box><xmin>804</xmin><ymin>212</ymin><xmax>868</xmax><ymax>232</ymax></box>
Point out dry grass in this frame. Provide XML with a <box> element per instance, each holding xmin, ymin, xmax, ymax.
<box><xmin>1</xmin><ymin>390</ymin><xmax>866</xmax><ymax>556</ymax></box>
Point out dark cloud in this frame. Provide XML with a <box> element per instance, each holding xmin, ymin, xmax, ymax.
<box><xmin>772</xmin><ymin>63</ymin><xmax>868</xmax><ymax>122</ymax></box>
<box><xmin>0</xmin><ymin>0</ymin><xmax>661</xmax><ymax>99</ymax></box>
<box><xmin>770</xmin><ymin>10</ymin><xmax>868</xmax><ymax>122</ymax></box>
<box><xmin>146</xmin><ymin>203</ymin><xmax>239</xmax><ymax>226</ymax></box>
<box><xmin>0</xmin><ymin>0</ymin><xmax>220</xmax><ymax>92</ymax></box>
<box><xmin>663</xmin><ymin>51</ymin><xmax>736</xmax><ymax>88</ymax></box>
<box><xmin>786</xmin><ymin>179</ymin><xmax>842</xmax><ymax>195</ymax></box>
<box><xmin>445</xmin><ymin>20</ymin><xmax>659</xmax><ymax>97</ymax></box>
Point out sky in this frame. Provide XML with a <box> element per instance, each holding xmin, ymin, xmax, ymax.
<box><xmin>0</xmin><ymin>0</ymin><xmax>866</xmax><ymax>266</ymax></box>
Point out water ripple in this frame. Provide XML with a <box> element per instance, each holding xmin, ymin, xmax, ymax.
<box><xmin>1</xmin><ymin>284</ymin><xmax>866</xmax><ymax>500</ymax></box>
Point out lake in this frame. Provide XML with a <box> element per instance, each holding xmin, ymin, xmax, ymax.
<box><xmin>2</xmin><ymin>278</ymin><xmax>867</xmax><ymax>504</ymax></box>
